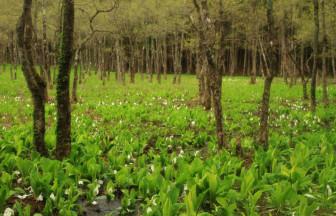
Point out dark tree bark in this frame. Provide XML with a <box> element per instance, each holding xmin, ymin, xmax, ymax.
<box><xmin>258</xmin><ymin>0</ymin><xmax>278</xmax><ymax>148</ymax></box>
<box><xmin>197</xmin><ymin>50</ymin><xmax>211</xmax><ymax>110</ymax></box>
<box><xmin>42</xmin><ymin>0</ymin><xmax>52</xmax><ymax>91</ymax></box>
<box><xmin>72</xmin><ymin>49</ymin><xmax>80</xmax><ymax>103</ymax></box>
<box><xmin>56</xmin><ymin>0</ymin><xmax>74</xmax><ymax>160</ymax></box>
<box><xmin>311</xmin><ymin>0</ymin><xmax>319</xmax><ymax>112</ymax></box>
<box><xmin>321</xmin><ymin>0</ymin><xmax>328</xmax><ymax>106</ymax></box>
<box><xmin>250</xmin><ymin>39</ymin><xmax>257</xmax><ymax>84</ymax></box>
<box><xmin>193</xmin><ymin>0</ymin><xmax>226</xmax><ymax>149</ymax></box>
<box><xmin>17</xmin><ymin>0</ymin><xmax>48</xmax><ymax>156</ymax></box>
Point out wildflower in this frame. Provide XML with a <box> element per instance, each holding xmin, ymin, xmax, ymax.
<box><xmin>3</xmin><ymin>208</ymin><xmax>14</xmax><ymax>216</ymax></box>
<box><xmin>37</xmin><ymin>194</ymin><xmax>44</xmax><ymax>201</ymax></box>
<box><xmin>94</xmin><ymin>185</ymin><xmax>100</xmax><ymax>195</ymax></box>
<box><xmin>17</xmin><ymin>194</ymin><xmax>30</xmax><ymax>200</ymax></box>
<box><xmin>78</xmin><ymin>180</ymin><xmax>84</xmax><ymax>185</ymax></box>
<box><xmin>191</xmin><ymin>121</ymin><xmax>196</xmax><ymax>127</ymax></box>
<box><xmin>65</xmin><ymin>189</ymin><xmax>70</xmax><ymax>195</ymax></box>
<box><xmin>146</xmin><ymin>207</ymin><xmax>153</xmax><ymax>214</ymax></box>
<box><xmin>50</xmin><ymin>193</ymin><xmax>56</xmax><ymax>201</ymax></box>
<box><xmin>92</xmin><ymin>201</ymin><xmax>98</xmax><ymax>205</ymax></box>
<box><xmin>13</xmin><ymin>170</ymin><xmax>20</xmax><ymax>176</ymax></box>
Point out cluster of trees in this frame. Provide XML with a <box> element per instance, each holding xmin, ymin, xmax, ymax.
<box><xmin>0</xmin><ymin>0</ymin><xmax>335</xmax><ymax>157</ymax></box>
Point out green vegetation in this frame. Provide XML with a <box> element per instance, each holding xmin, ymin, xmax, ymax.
<box><xmin>1</xmin><ymin>70</ymin><xmax>336</xmax><ymax>215</ymax></box>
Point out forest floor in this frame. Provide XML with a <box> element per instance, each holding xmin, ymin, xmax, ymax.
<box><xmin>1</xmin><ymin>70</ymin><xmax>336</xmax><ymax>215</ymax></box>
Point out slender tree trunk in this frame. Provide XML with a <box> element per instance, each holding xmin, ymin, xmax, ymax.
<box><xmin>72</xmin><ymin>50</ymin><xmax>79</xmax><ymax>103</ymax></box>
<box><xmin>311</xmin><ymin>0</ymin><xmax>319</xmax><ymax>112</ymax></box>
<box><xmin>156</xmin><ymin>38</ymin><xmax>161</xmax><ymax>84</ymax></box>
<box><xmin>56</xmin><ymin>0</ymin><xmax>74</xmax><ymax>160</ymax></box>
<box><xmin>163</xmin><ymin>38</ymin><xmax>168</xmax><ymax>80</ymax></box>
<box><xmin>42</xmin><ymin>0</ymin><xmax>52</xmax><ymax>91</ymax></box>
<box><xmin>149</xmin><ymin>38</ymin><xmax>154</xmax><ymax>83</ymax></box>
<box><xmin>321</xmin><ymin>0</ymin><xmax>328</xmax><ymax>106</ymax></box>
<box><xmin>259</xmin><ymin>0</ymin><xmax>277</xmax><ymax>148</ymax></box>
<box><xmin>300</xmin><ymin>43</ymin><xmax>309</xmax><ymax>100</ymax></box>
<box><xmin>251</xmin><ymin>39</ymin><xmax>257</xmax><ymax>84</ymax></box>
<box><xmin>332</xmin><ymin>51</ymin><xmax>336</xmax><ymax>83</ymax></box>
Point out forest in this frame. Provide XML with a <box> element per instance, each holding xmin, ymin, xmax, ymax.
<box><xmin>0</xmin><ymin>0</ymin><xmax>336</xmax><ymax>215</ymax></box>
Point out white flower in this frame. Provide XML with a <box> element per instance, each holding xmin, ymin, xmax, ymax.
<box><xmin>3</xmin><ymin>208</ymin><xmax>14</xmax><ymax>216</ymax></box>
<box><xmin>13</xmin><ymin>171</ymin><xmax>20</xmax><ymax>176</ymax></box>
<box><xmin>50</xmin><ymin>193</ymin><xmax>56</xmax><ymax>201</ymax></box>
<box><xmin>17</xmin><ymin>194</ymin><xmax>30</xmax><ymax>200</ymax></box>
<box><xmin>94</xmin><ymin>185</ymin><xmax>100</xmax><ymax>195</ymax></box>
<box><xmin>37</xmin><ymin>194</ymin><xmax>44</xmax><ymax>201</ymax></box>
<box><xmin>65</xmin><ymin>189</ymin><xmax>70</xmax><ymax>195</ymax></box>
<box><xmin>92</xmin><ymin>201</ymin><xmax>98</xmax><ymax>205</ymax></box>
<box><xmin>78</xmin><ymin>180</ymin><xmax>84</xmax><ymax>185</ymax></box>
<box><xmin>152</xmin><ymin>198</ymin><xmax>157</xmax><ymax>206</ymax></box>
<box><xmin>146</xmin><ymin>207</ymin><xmax>153</xmax><ymax>214</ymax></box>
<box><xmin>191</xmin><ymin>121</ymin><xmax>196</xmax><ymax>127</ymax></box>
<box><xmin>17</xmin><ymin>178</ymin><xmax>22</xmax><ymax>184</ymax></box>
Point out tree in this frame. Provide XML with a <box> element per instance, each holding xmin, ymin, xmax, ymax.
<box><xmin>193</xmin><ymin>0</ymin><xmax>226</xmax><ymax>149</ymax></box>
<box><xmin>321</xmin><ymin>0</ymin><xmax>328</xmax><ymax>106</ymax></box>
<box><xmin>258</xmin><ymin>0</ymin><xmax>278</xmax><ymax>148</ymax></box>
<box><xmin>55</xmin><ymin>0</ymin><xmax>74</xmax><ymax>160</ymax></box>
<box><xmin>311</xmin><ymin>0</ymin><xmax>319</xmax><ymax>112</ymax></box>
<box><xmin>17</xmin><ymin>0</ymin><xmax>48</xmax><ymax>156</ymax></box>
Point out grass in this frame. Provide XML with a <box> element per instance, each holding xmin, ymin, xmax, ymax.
<box><xmin>1</xmin><ymin>67</ymin><xmax>336</xmax><ymax>215</ymax></box>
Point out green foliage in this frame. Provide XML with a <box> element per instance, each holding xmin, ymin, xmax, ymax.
<box><xmin>0</xmin><ymin>72</ymin><xmax>336</xmax><ymax>215</ymax></box>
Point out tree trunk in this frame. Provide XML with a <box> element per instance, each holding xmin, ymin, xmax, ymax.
<box><xmin>156</xmin><ymin>38</ymin><xmax>162</xmax><ymax>84</ymax></box>
<box><xmin>56</xmin><ymin>0</ymin><xmax>74</xmax><ymax>160</ymax></box>
<box><xmin>72</xmin><ymin>50</ymin><xmax>80</xmax><ymax>103</ymax></box>
<box><xmin>193</xmin><ymin>0</ymin><xmax>225</xmax><ymax>149</ymax></box>
<box><xmin>321</xmin><ymin>0</ymin><xmax>328</xmax><ymax>106</ymax></box>
<box><xmin>300</xmin><ymin>44</ymin><xmax>309</xmax><ymax>100</ymax></box>
<box><xmin>311</xmin><ymin>0</ymin><xmax>319</xmax><ymax>112</ymax></box>
<box><xmin>258</xmin><ymin>0</ymin><xmax>277</xmax><ymax>148</ymax></box>
<box><xmin>17</xmin><ymin>0</ymin><xmax>48</xmax><ymax>156</ymax></box>
<box><xmin>250</xmin><ymin>39</ymin><xmax>257</xmax><ymax>84</ymax></box>
<box><xmin>259</xmin><ymin>76</ymin><xmax>273</xmax><ymax>147</ymax></box>
<box><xmin>42</xmin><ymin>0</ymin><xmax>52</xmax><ymax>90</ymax></box>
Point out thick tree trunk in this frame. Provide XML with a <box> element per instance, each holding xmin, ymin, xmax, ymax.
<box><xmin>259</xmin><ymin>76</ymin><xmax>273</xmax><ymax>147</ymax></box>
<box><xmin>193</xmin><ymin>0</ymin><xmax>225</xmax><ymax>149</ymax></box>
<box><xmin>17</xmin><ymin>0</ymin><xmax>48</xmax><ymax>156</ymax></box>
<box><xmin>56</xmin><ymin>0</ymin><xmax>74</xmax><ymax>160</ymax></box>
<box><xmin>33</xmin><ymin>94</ymin><xmax>47</xmax><ymax>155</ymax></box>
<box><xmin>197</xmin><ymin>53</ymin><xmax>211</xmax><ymax>110</ymax></box>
